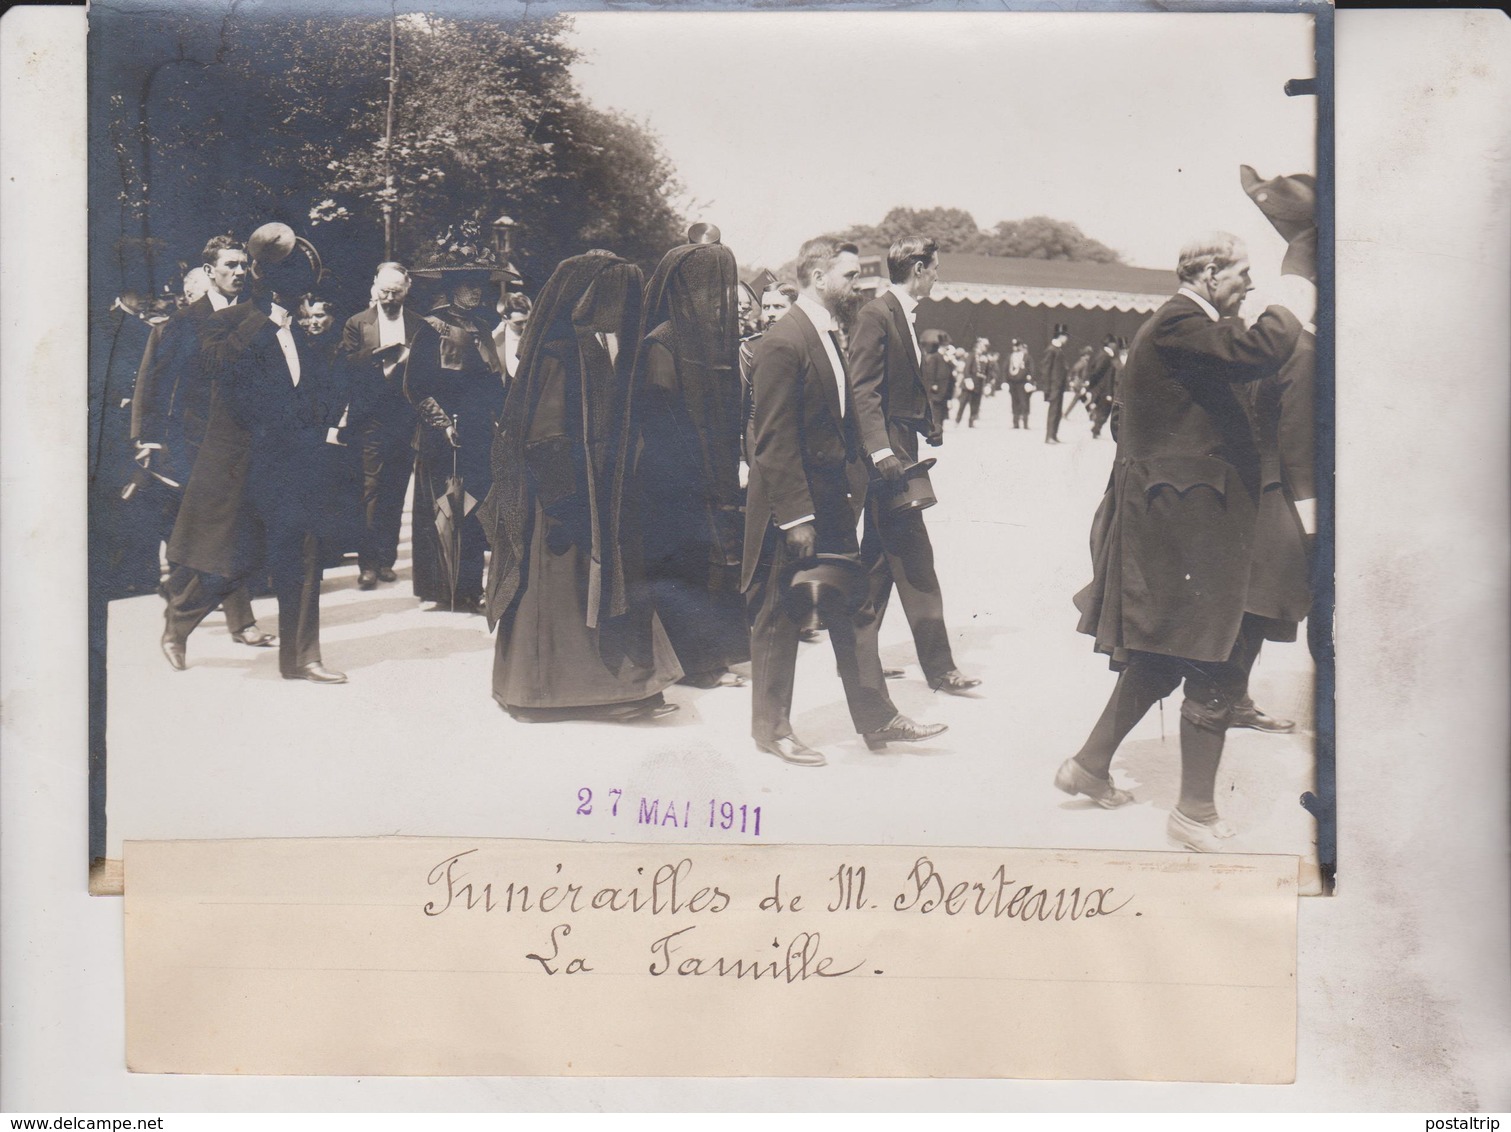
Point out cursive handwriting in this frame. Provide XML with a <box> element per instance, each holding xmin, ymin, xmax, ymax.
<box><xmin>647</xmin><ymin>925</ymin><xmax>865</xmax><ymax>980</ymax></box>
<box><xmin>892</xmin><ymin>857</ymin><xmax>1133</xmax><ymax>920</ymax></box>
<box><xmin>423</xmin><ymin>852</ymin><xmax>732</xmax><ymax>918</ymax></box>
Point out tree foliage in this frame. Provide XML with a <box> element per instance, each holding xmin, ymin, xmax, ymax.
<box><xmin>92</xmin><ymin>4</ymin><xmax>686</xmax><ymax>306</ymax></box>
<box><xmin>834</xmin><ymin>206</ymin><xmax>1123</xmax><ymax>263</ymax></box>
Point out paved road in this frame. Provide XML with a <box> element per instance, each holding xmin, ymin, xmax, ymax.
<box><xmin>106</xmin><ymin>388</ymin><xmax>1318</xmax><ymax>877</ymax></box>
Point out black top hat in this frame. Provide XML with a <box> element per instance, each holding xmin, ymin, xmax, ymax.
<box><xmin>1240</xmin><ymin>164</ymin><xmax>1317</xmax><ymax>282</ymax></box>
<box><xmin>779</xmin><ymin>553</ymin><xmax>867</xmax><ymax>632</ymax></box>
<box><xmin>877</xmin><ymin>458</ymin><xmax>938</xmax><ymax>514</ymax></box>
<box><xmin>745</xmin><ymin>267</ymin><xmax>778</xmax><ymax>295</ymax></box>
<box><xmin>1115</xmin><ymin>335</ymin><xmax>1128</xmax><ymax>350</ymax></box>
<box><xmin>1052</xmin><ymin>323</ymin><xmax>1069</xmax><ymax>338</ymax></box>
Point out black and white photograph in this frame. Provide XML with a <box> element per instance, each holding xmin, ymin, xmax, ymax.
<box><xmin>86</xmin><ymin>3</ymin><xmax>1328</xmax><ymax>886</ymax></box>
<box><xmin>6</xmin><ymin>0</ymin><xmax>1511</xmax><ymax>1113</ymax></box>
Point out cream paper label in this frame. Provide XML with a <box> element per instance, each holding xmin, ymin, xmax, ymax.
<box><xmin>124</xmin><ymin>838</ymin><xmax>1297</xmax><ymax>1081</ymax></box>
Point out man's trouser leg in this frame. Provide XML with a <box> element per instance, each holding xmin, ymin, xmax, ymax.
<box><xmin>747</xmin><ymin>528</ymin><xmax>801</xmax><ymax>744</ymax></box>
<box><xmin>360</xmin><ymin>427</ymin><xmax>411</xmax><ymax>572</ymax></box>
<box><xmin>272</xmin><ymin>528</ymin><xmax>324</xmax><ymax>675</ymax></box>
<box><xmin>163</xmin><ymin>564</ymin><xmax>235</xmax><ymax>645</ymax></box>
<box><xmin>1073</xmin><ymin>652</ymin><xmax>1183</xmax><ymax>778</ymax></box>
<box><xmin>1174</xmin><ymin>621</ymin><xmax>1259</xmax><ymax>821</ymax></box>
<box><xmin>858</xmin><ymin>497</ymin><xmax>956</xmax><ymax>683</ymax></box>
<box><xmin>220</xmin><ymin>585</ymin><xmax>257</xmax><ymax>634</ymax></box>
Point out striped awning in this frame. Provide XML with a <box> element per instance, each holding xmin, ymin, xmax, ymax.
<box><xmin>930</xmin><ymin>281</ymin><xmax>1166</xmax><ymax>313</ymax></box>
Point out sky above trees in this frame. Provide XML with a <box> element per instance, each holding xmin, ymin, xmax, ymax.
<box><xmin>568</xmin><ymin>10</ymin><xmax>1317</xmax><ymax>306</ymax></box>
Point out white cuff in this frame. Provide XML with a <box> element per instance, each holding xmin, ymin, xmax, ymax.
<box><xmin>778</xmin><ymin>514</ymin><xmax>815</xmax><ymax>531</ymax></box>
<box><xmin>325</xmin><ymin>427</ymin><xmax>344</xmax><ymax>446</ymax></box>
<box><xmin>870</xmin><ymin>447</ymin><xmax>894</xmax><ymax>463</ymax></box>
<box><xmin>1295</xmin><ymin>496</ymin><xmax>1317</xmax><ymax>536</ymax></box>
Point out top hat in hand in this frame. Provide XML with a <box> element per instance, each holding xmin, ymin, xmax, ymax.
<box><xmin>780</xmin><ymin>552</ymin><xmax>867</xmax><ymax>634</ymax></box>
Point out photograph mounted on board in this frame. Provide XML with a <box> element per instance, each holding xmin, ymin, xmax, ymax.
<box><xmin>87</xmin><ymin>3</ymin><xmax>1331</xmax><ymax>892</ymax></box>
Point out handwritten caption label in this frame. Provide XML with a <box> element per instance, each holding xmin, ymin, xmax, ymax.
<box><xmin>576</xmin><ymin>786</ymin><xmax>763</xmax><ymax>836</ymax></box>
<box><xmin>125</xmin><ymin>838</ymin><xmax>1298</xmax><ymax>1081</ymax></box>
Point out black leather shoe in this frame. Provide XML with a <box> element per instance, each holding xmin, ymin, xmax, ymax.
<box><xmin>283</xmin><ymin>662</ymin><xmax>348</xmax><ymax>684</ymax></box>
<box><xmin>863</xmin><ymin>714</ymin><xmax>948</xmax><ymax>751</ymax></box>
<box><xmin>757</xmin><ymin>735</ymin><xmax>826</xmax><ymax>767</ymax></box>
<box><xmin>1230</xmin><ymin>704</ymin><xmax>1296</xmax><ymax>733</ymax></box>
<box><xmin>231</xmin><ymin>625</ymin><xmax>277</xmax><ymax>647</ymax></box>
<box><xmin>358</xmin><ymin>569</ymin><xmax>378</xmax><ymax>591</ymax></box>
<box><xmin>160</xmin><ymin>632</ymin><xmax>187</xmax><ymax>671</ymax></box>
<box><xmin>883</xmin><ymin>668</ymin><xmax>905</xmax><ymax>680</ymax></box>
<box><xmin>376</xmin><ymin>566</ymin><xmax>398</xmax><ymax>583</ymax></box>
<box><xmin>929</xmin><ymin>669</ymin><xmax>982</xmax><ymax>695</ymax></box>
<box><xmin>798</xmin><ymin>628</ymin><xmax>822</xmax><ymax>643</ymax></box>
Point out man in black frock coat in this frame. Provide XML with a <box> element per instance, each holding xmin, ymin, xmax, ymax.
<box><xmin>162</xmin><ymin>223</ymin><xmax>350</xmax><ymax>683</ymax></box>
<box><xmin>742</xmin><ymin>237</ymin><xmax>947</xmax><ymax>766</ymax></box>
<box><xmin>1063</xmin><ymin>231</ymin><xmax>1301</xmax><ymax>851</ymax></box>
<box><xmin>847</xmin><ymin>236</ymin><xmax>979</xmax><ymax>696</ymax></box>
<box><xmin>136</xmin><ymin>235</ymin><xmax>272</xmax><ymax>647</ymax></box>
<box><xmin>338</xmin><ymin>262</ymin><xmax>424</xmax><ymax>590</ymax></box>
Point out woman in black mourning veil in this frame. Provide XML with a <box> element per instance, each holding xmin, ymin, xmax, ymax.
<box><xmin>480</xmin><ymin>250</ymin><xmax>683</xmax><ymax>723</ymax></box>
<box><xmin>633</xmin><ymin>229</ymin><xmax>752</xmax><ymax>688</ymax></box>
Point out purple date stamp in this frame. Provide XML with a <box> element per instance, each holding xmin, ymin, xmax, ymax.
<box><xmin>575</xmin><ymin>788</ymin><xmax>763</xmax><ymax>837</ymax></box>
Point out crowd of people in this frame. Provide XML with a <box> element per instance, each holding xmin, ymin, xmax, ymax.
<box><xmin>108</xmin><ymin>160</ymin><xmax>1318</xmax><ymax>851</ymax></box>
<box><xmin>916</xmin><ymin>328</ymin><xmax>1128</xmax><ymax>440</ymax></box>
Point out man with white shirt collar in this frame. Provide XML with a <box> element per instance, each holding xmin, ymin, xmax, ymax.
<box><xmin>163</xmin><ymin>223</ymin><xmax>350</xmax><ymax>683</ymax></box>
<box><xmin>848</xmin><ymin>236</ymin><xmax>979</xmax><ymax>697</ymax></box>
<box><xmin>339</xmin><ymin>262</ymin><xmax>423</xmax><ymax>591</ymax></box>
<box><xmin>140</xmin><ymin>235</ymin><xmax>274</xmax><ymax>651</ymax></box>
<box><xmin>1063</xmin><ymin>230</ymin><xmax>1303</xmax><ymax>852</ymax></box>
<box><xmin>741</xmin><ymin>236</ymin><xmax>947</xmax><ymax>766</ymax></box>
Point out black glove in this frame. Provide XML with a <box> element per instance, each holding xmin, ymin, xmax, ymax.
<box><xmin>873</xmin><ymin>454</ymin><xmax>904</xmax><ymax>482</ymax></box>
<box><xmin>784</xmin><ymin>521</ymin><xmax>817</xmax><ymax>560</ymax></box>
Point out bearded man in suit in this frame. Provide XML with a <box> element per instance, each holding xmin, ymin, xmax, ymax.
<box><xmin>742</xmin><ymin>237</ymin><xmax>947</xmax><ymax>767</ymax></box>
<box><xmin>338</xmin><ymin>262</ymin><xmax>423</xmax><ymax>590</ymax></box>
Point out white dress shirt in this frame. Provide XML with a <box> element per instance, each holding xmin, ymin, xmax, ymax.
<box><xmin>206</xmin><ymin>289</ymin><xmax>236</xmax><ymax>311</ymax></box>
<box><xmin>794</xmin><ymin>293</ymin><xmax>847</xmax><ymax>418</ymax></box>
<box><xmin>376</xmin><ymin>307</ymin><xmax>407</xmax><ymax>378</ymax></box>
<box><xmin>777</xmin><ymin>294</ymin><xmax>850</xmax><ymax>532</ymax></box>
<box><xmin>268</xmin><ymin>303</ymin><xmax>300</xmax><ymax>386</ymax></box>
<box><xmin>887</xmin><ymin>283</ymin><xmax>922</xmax><ymax>366</ymax></box>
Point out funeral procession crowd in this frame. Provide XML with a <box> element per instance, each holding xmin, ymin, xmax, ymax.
<box><xmin>102</xmin><ymin>164</ymin><xmax>1318</xmax><ymax>853</ymax></box>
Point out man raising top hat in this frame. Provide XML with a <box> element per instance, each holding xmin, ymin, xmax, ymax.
<box><xmin>163</xmin><ymin>222</ymin><xmax>351</xmax><ymax>683</ymax></box>
<box><xmin>742</xmin><ymin>236</ymin><xmax>947</xmax><ymax>766</ymax></box>
<box><xmin>136</xmin><ymin>234</ymin><xmax>273</xmax><ymax>649</ymax></box>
